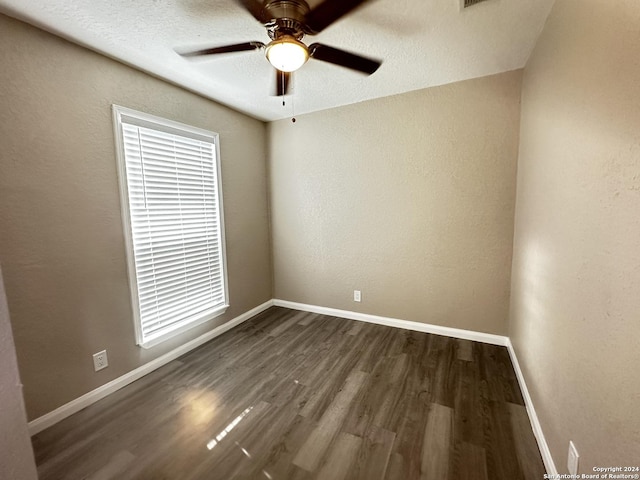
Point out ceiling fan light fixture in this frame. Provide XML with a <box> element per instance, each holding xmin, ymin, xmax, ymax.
<box><xmin>265</xmin><ymin>36</ymin><xmax>309</xmax><ymax>72</ymax></box>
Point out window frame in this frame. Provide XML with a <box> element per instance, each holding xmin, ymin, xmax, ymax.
<box><xmin>112</xmin><ymin>105</ymin><xmax>229</xmax><ymax>348</ymax></box>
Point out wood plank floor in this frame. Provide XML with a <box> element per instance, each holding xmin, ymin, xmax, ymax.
<box><xmin>32</xmin><ymin>307</ymin><xmax>546</xmax><ymax>480</ymax></box>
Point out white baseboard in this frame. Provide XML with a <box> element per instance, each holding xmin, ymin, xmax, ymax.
<box><xmin>28</xmin><ymin>300</ymin><xmax>274</xmax><ymax>436</ymax></box>
<box><xmin>506</xmin><ymin>339</ymin><xmax>557</xmax><ymax>475</ymax></box>
<box><xmin>273</xmin><ymin>299</ymin><xmax>509</xmax><ymax>346</ymax></box>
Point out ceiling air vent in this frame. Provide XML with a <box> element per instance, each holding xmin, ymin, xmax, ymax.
<box><xmin>462</xmin><ymin>0</ymin><xmax>490</xmax><ymax>8</ymax></box>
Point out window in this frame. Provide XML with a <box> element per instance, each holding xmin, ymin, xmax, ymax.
<box><xmin>112</xmin><ymin>105</ymin><xmax>228</xmax><ymax>348</ymax></box>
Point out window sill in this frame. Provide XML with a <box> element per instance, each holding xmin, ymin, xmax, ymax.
<box><xmin>138</xmin><ymin>305</ymin><xmax>229</xmax><ymax>349</ymax></box>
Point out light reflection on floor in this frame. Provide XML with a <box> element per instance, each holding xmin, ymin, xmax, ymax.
<box><xmin>180</xmin><ymin>390</ymin><xmax>220</xmax><ymax>429</ymax></box>
<box><xmin>206</xmin><ymin>405</ymin><xmax>254</xmax><ymax>450</ymax></box>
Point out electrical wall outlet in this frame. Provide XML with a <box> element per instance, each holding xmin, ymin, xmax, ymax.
<box><xmin>567</xmin><ymin>441</ymin><xmax>579</xmax><ymax>475</ymax></box>
<box><xmin>354</xmin><ymin>290</ymin><xmax>361</xmax><ymax>302</ymax></box>
<box><xmin>93</xmin><ymin>350</ymin><xmax>109</xmax><ymax>372</ymax></box>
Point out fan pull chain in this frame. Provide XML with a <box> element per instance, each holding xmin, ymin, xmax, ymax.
<box><xmin>291</xmin><ymin>93</ymin><xmax>296</xmax><ymax>123</ymax></box>
<box><xmin>282</xmin><ymin>73</ymin><xmax>286</xmax><ymax>106</ymax></box>
<box><xmin>279</xmin><ymin>73</ymin><xmax>295</xmax><ymax>122</ymax></box>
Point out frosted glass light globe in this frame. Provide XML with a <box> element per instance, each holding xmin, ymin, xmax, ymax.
<box><xmin>266</xmin><ymin>37</ymin><xmax>309</xmax><ymax>72</ymax></box>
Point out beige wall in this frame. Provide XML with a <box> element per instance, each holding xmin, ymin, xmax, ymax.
<box><xmin>269</xmin><ymin>71</ymin><xmax>522</xmax><ymax>335</ymax></box>
<box><xmin>511</xmin><ymin>0</ymin><xmax>640</xmax><ymax>472</ymax></box>
<box><xmin>0</xmin><ymin>266</ymin><xmax>38</xmax><ymax>479</ymax></box>
<box><xmin>0</xmin><ymin>14</ymin><xmax>272</xmax><ymax>420</ymax></box>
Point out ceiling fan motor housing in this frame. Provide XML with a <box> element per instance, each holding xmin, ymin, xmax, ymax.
<box><xmin>264</xmin><ymin>0</ymin><xmax>311</xmax><ymax>39</ymax></box>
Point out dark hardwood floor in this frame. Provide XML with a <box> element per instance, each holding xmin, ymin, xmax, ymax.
<box><xmin>32</xmin><ymin>307</ymin><xmax>546</xmax><ymax>480</ymax></box>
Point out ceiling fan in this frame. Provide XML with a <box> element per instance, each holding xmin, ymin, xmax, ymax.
<box><xmin>179</xmin><ymin>0</ymin><xmax>382</xmax><ymax>96</ymax></box>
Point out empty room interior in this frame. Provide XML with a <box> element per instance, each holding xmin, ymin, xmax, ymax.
<box><xmin>1</xmin><ymin>0</ymin><xmax>639</xmax><ymax>479</ymax></box>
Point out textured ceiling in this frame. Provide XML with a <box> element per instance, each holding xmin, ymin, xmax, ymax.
<box><xmin>0</xmin><ymin>0</ymin><xmax>555</xmax><ymax>121</ymax></box>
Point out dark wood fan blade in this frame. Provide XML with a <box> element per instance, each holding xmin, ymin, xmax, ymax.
<box><xmin>305</xmin><ymin>0</ymin><xmax>370</xmax><ymax>34</ymax></box>
<box><xmin>275</xmin><ymin>70</ymin><xmax>291</xmax><ymax>96</ymax></box>
<box><xmin>308</xmin><ymin>43</ymin><xmax>381</xmax><ymax>75</ymax></box>
<box><xmin>234</xmin><ymin>0</ymin><xmax>266</xmax><ymax>23</ymax></box>
<box><xmin>179</xmin><ymin>41</ymin><xmax>265</xmax><ymax>57</ymax></box>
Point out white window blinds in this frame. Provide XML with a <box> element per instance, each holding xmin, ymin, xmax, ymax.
<box><xmin>113</xmin><ymin>106</ymin><xmax>228</xmax><ymax>347</ymax></box>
